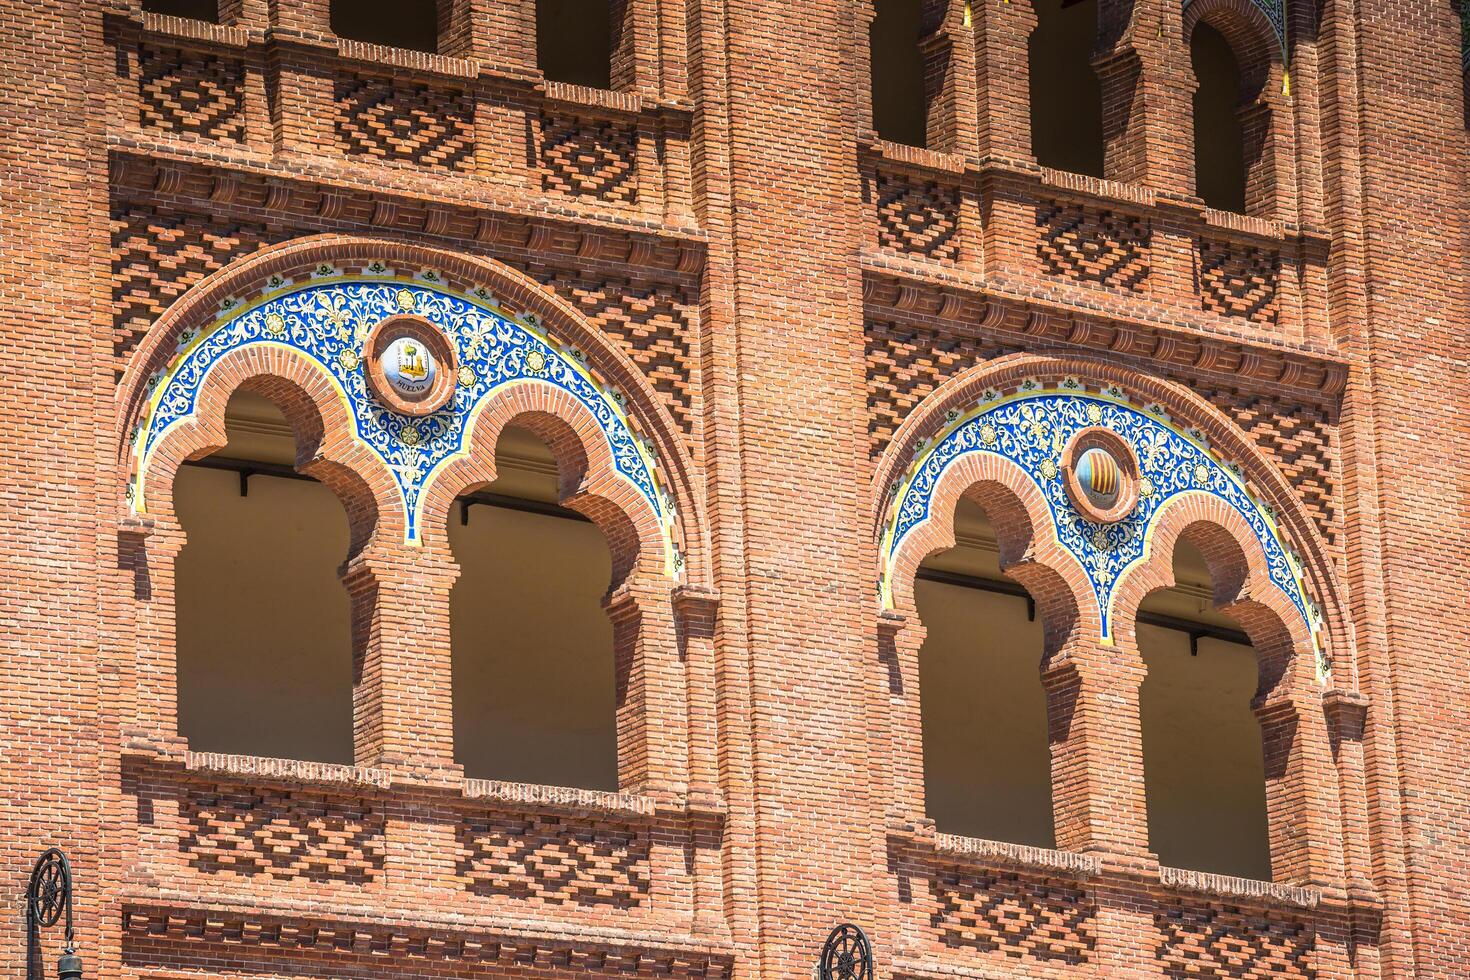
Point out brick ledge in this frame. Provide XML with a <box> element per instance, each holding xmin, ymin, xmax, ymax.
<box><xmin>932</xmin><ymin>833</ymin><xmax>1103</xmax><ymax>877</ymax></box>
<box><xmin>121</xmin><ymin>897</ymin><xmax>735</xmax><ymax>976</ymax></box>
<box><xmin>184</xmin><ymin>751</ymin><xmax>392</xmax><ymax>789</ymax></box>
<box><xmin>1157</xmin><ymin>865</ymin><xmax>1321</xmax><ymax>909</ymax></box>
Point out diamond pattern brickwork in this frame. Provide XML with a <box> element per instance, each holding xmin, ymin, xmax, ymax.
<box><xmin>538</xmin><ymin>112</ymin><xmax>638</xmax><ymax>203</ymax></box>
<box><xmin>1155</xmin><ymin>902</ymin><xmax>1315</xmax><ymax>979</ymax></box>
<box><xmin>1198</xmin><ymin>238</ymin><xmax>1281</xmax><ymax>324</ymax></box>
<box><xmin>874</xmin><ymin>172</ymin><xmax>961</xmax><ymax>261</ymax></box>
<box><xmin>137</xmin><ymin>44</ymin><xmax>246</xmax><ymax>142</ymax></box>
<box><xmin>181</xmin><ymin>783</ymin><xmax>386</xmax><ymax>884</ymax></box>
<box><xmin>1037</xmin><ymin>199</ymin><xmax>1150</xmax><ymax>291</ymax></box>
<box><xmin>1193</xmin><ymin>381</ymin><xmax>1341</xmax><ymax>551</ymax></box>
<box><xmin>534</xmin><ymin>270</ymin><xmax>697</xmax><ymax>436</ymax></box>
<box><xmin>110</xmin><ymin>202</ymin><xmax>274</xmax><ymax>375</ymax></box>
<box><xmin>864</xmin><ymin>317</ymin><xmax>1009</xmax><ymax>461</ymax></box>
<box><xmin>457</xmin><ymin>811</ymin><xmax>651</xmax><ymax>907</ymax></box>
<box><xmin>929</xmin><ymin>865</ymin><xmax>1097</xmax><ymax>965</ymax></box>
<box><xmin>334</xmin><ymin>74</ymin><xmax>474</xmax><ymax>172</ymax></box>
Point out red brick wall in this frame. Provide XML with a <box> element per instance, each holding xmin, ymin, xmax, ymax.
<box><xmin>0</xmin><ymin>0</ymin><xmax>111</xmax><ymax>978</ymax></box>
<box><xmin>0</xmin><ymin>0</ymin><xmax>1464</xmax><ymax>979</ymax></box>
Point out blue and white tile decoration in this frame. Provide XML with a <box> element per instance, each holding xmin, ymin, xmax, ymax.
<box><xmin>131</xmin><ymin>270</ymin><xmax>678</xmax><ymax>575</ymax></box>
<box><xmin>880</xmin><ymin>381</ymin><xmax>1327</xmax><ymax>679</ymax></box>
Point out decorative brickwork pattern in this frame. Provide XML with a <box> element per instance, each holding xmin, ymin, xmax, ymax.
<box><xmin>865</xmin><ymin>319</ymin><xmax>1342</xmax><ymax>553</ymax></box>
<box><xmin>181</xmin><ymin>783</ymin><xmax>386</xmax><ymax>884</ymax></box>
<box><xmin>865</xmin><ymin>318</ymin><xmax>1007</xmax><ymax>461</ymax></box>
<box><xmin>1194</xmin><ymin>382</ymin><xmax>1341</xmax><ymax>551</ymax></box>
<box><xmin>457</xmin><ymin>812</ymin><xmax>651</xmax><ymax>906</ymax></box>
<box><xmin>538</xmin><ymin>112</ymin><xmax>638</xmax><ymax>203</ymax></box>
<box><xmin>874</xmin><ymin>172</ymin><xmax>961</xmax><ymax>260</ymax></box>
<box><xmin>1198</xmin><ymin>239</ymin><xmax>1281</xmax><ymax>324</ymax></box>
<box><xmin>334</xmin><ymin>74</ymin><xmax>474</xmax><ymax>172</ymax></box>
<box><xmin>110</xmin><ymin>202</ymin><xmax>272</xmax><ymax>373</ymax></box>
<box><xmin>137</xmin><ymin>44</ymin><xmax>245</xmax><ymax>142</ymax></box>
<box><xmin>1155</xmin><ymin>903</ymin><xmax>1315</xmax><ymax>979</ymax></box>
<box><xmin>537</xmin><ymin>272</ymin><xmax>697</xmax><ymax>435</ymax></box>
<box><xmin>929</xmin><ymin>865</ymin><xmax>1096</xmax><ymax>964</ymax></box>
<box><xmin>1037</xmin><ymin>199</ymin><xmax>1150</xmax><ymax>290</ymax></box>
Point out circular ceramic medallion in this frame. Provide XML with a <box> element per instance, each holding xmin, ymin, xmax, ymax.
<box><xmin>363</xmin><ymin>314</ymin><xmax>458</xmax><ymax>416</ymax></box>
<box><xmin>383</xmin><ymin>336</ymin><xmax>437</xmax><ymax>397</ymax></box>
<box><xmin>1062</xmin><ymin>427</ymin><xmax>1141</xmax><ymax>524</ymax></box>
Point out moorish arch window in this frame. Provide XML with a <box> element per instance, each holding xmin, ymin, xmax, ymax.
<box><xmin>538</xmin><ymin>0</ymin><xmax>615</xmax><ymax>89</ymax></box>
<box><xmin>173</xmin><ymin>388</ymin><xmax>356</xmax><ymax>764</ymax></box>
<box><xmin>916</xmin><ymin>497</ymin><xmax>1055</xmax><ymax>847</ymax></box>
<box><xmin>448</xmin><ymin>423</ymin><xmax>619</xmax><ymax>790</ymax></box>
<box><xmin>331</xmin><ymin>0</ymin><xmax>440</xmax><ymax>54</ymax></box>
<box><xmin>874</xmin><ymin>357</ymin><xmax>1355</xmax><ymax>884</ymax></box>
<box><xmin>1182</xmin><ymin>0</ymin><xmax>1288</xmax><ymax>215</ymax></box>
<box><xmin>1028</xmin><ymin>0</ymin><xmax>1105</xmax><ymax>176</ymax></box>
<box><xmin>119</xmin><ymin>241</ymin><xmax>703</xmax><ymax>794</ymax></box>
<box><xmin>1136</xmin><ymin>538</ymin><xmax>1271</xmax><ymax>879</ymax></box>
<box><xmin>869</xmin><ymin>0</ymin><xmax>929</xmax><ymax>146</ymax></box>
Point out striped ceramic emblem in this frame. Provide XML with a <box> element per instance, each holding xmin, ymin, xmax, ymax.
<box><xmin>1077</xmin><ymin>446</ymin><xmax>1121</xmax><ymax>498</ymax></box>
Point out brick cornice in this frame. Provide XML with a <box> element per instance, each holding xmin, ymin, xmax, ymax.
<box><xmin>860</xmin><ymin>258</ymin><xmax>1348</xmax><ymax>400</ymax></box>
<box><xmin>121</xmin><ymin>899</ymin><xmax>736</xmax><ymax>979</ymax></box>
<box><xmin>108</xmin><ymin>145</ymin><xmax>707</xmax><ymax>280</ymax></box>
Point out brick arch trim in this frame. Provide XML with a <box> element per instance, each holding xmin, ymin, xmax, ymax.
<box><xmin>1183</xmin><ymin>0</ymin><xmax>1286</xmax><ymax>93</ymax></box>
<box><xmin>1112</xmin><ymin>490</ymin><xmax>1317</xmax><ymax>697</ymax></box>
<box><xmin>115</xmin><ymin>236</ymin><xmax>707</xmax><ymax>586</ymax></box>
<box><xmin>872</xmin><ymin>351</ymin><xmax>1352</xmax><ymax>685</ymax></box>
<box><xmin>136</xmin><ymin>346</ymin><xmax>402</xmax><ymax>553</ymax></box>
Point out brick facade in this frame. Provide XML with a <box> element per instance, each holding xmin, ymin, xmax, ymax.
<box><xmin>0</xmin><ymin>0</ymin><xmax>1466</xmax><ymax>979</ymax></box>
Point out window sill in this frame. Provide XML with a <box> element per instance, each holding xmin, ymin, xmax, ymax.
<box><xmin>1157</xmin><ymin>864</ymin><xmax>1321</xmax><ymax>909</ymax></box>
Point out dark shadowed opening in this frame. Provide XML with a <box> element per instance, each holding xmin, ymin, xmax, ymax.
<box><xmin>538</xmin><ymin>0</ymin><xmax>614</xmax><ymax>89</ymax></box>
<box><xmin>331</xmin><ymin>0</ymin><xmax>440</xmax><ymax>53</ymax></box>
<box><xmin>174</xmin><ymin>392</ymin><xmax>354</xmax><ymax>764</ymax></box>
<box><xmin>1139</xmin><ymin>540</ymin><xmax>1271</xmax><ymax>879</ymax></box>
<box><xmin>1192</xmin><ymin>23</ymin><xmax>1248</xmax><ymax>212</ymax></box>
<box><xmin>917</xmin><ymin>499</ymin><xmax>1056</xmax><ymax>846</ymax></box>
<box><xmin>871</xmin><ymin>0</ymin><xmax>928</xmax><ymax>147</ymax></box>
<box><xmin>449</xmin><ymin>426</ymin><xmax>618</xmax><ymax>790</ymax></box>
<box><xmin>143</xmin><ymin>0</ymin><xmax>219</xmax><ymax>22</ymax></box>
<box><xmin>1029</xmin><ymin>0</ymin><xmax>1105</xmax><ymax>176</ymax></box>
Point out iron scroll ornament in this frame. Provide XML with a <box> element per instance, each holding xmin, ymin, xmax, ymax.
<box><xmin>26</xmin><ymin>848</ymin><xmax>82</xmax><ymax>980</ymax></box>
<box><xmin>819</xmin><ymin>924</ymin><xmax>873</xmax><ymax>980</ymax></box>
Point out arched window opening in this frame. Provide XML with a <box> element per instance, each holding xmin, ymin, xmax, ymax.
<box><xmin>143</xmin><ymin>0</ymin><xmax>220</xmax><ymax>22</ymax></box>
<box><xmin>449</xmin><ymin>425</ymin><xmax>618</xmax><ymax>790</ymax></box>
<box><xmin>1191</xmin><ymin>23</ymin><xmax>1250</xmax><ymax>213</ymax></box>
<box><xmin>1139</xmin><ymin>539</ymin><xmax>1271</xmax><ymax>879</ymax></box>
<box><xmin>538</xmin><ymin>0</ymin><xmax>615</xmax><ymax>90</ymax></box>
<box><xmin>870</xmin><ymin>0</ymin><xmax>929</xmax><ymax>147</ymax></box>
<box><xmin>917</xmin><ymin>498</ymin><xmax>1055</xmax><ymax>847</ymax></box>
<box><xmin>173</xmin><ymin>390</ymin><xmax>354</xmax><ymax>763</ymax></box>
<box><xmin>1460</xmin><ymin>3</ymin><xmax>1470</xmax><ymax>129</ymax></box>
<box><xmin>1028</xmin><ymin>0</ymin><xmax>1105</xmax><ymax>176</ymax></box>
<box><xmin>331</xmin><ymin>0</ymin><xmax>440</xmax><ymax>54</ymax></box>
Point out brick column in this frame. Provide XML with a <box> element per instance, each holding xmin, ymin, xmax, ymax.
<box><xmin>262</xmin><ymin>0</ymin><xmax>338</xmax><ymax>156</ymax></box>
<box><xmin>1095</xmin><ymin>0</ymin><xmax>1194</xmax><ymax>195</ymax></box>
<box><xmin>121</xmin><ymin>520</ymin><xmax>190</xmax><ymax>755</ymax></box>
<box><xmin>1043</xmin><ymin>641</ymin><xmax>1153</xmax><ymax>859</ymax></box>
<box><xmin>1256</xmin><ymin>690</ymin><xmax>1349</xmax><ymax>887</ymax></box>
<box><xmin>972</xmin><ymin>0</ymin><xmax>1034</xmax><ymax>162</ymax></box>
<box><xmin>608</xmin><ymin>572</ymin><xmax>690</xmax><ymax>798</ymax></box>
<box><xmin>345</xmin><ymin>547</ymin><xmax>460</xmax><ymax>773</ymax></box>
